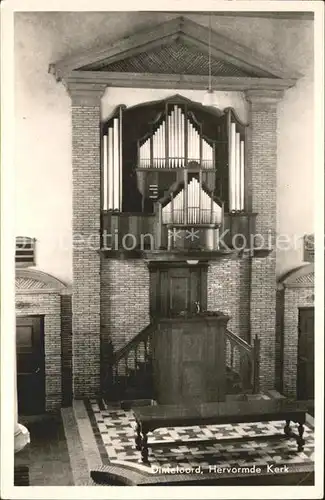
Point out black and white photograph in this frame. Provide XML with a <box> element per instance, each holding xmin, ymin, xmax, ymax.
<box><xmin>1</xmin><ymin>0</ymin><xmax>324</xmax><ymax>498</ymax></box>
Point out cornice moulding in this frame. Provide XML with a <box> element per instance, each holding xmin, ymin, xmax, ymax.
<box><xmin>62</xmin><ymin>71</ymin><xmax>297</xmax><ymax>93</ymax></box>
<box><xmin>245</xmin><ymin>89</ymin><xmax>285</xmax><ymax>104</ymax></box>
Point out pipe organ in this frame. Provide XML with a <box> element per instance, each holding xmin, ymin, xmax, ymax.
<box><xmin>102</xmin><ymin>108</ymin><xmax>123</xmax><ymax>211</ymax></box>
<box><xmin>228</xmin><ymin>118</ymin><xmax>245</xmax><ymax>212</ymax></box>
<box><xmin>162</xmin><ymin>177</ymin><xmax>222</xmax><ymax>226</ymax></box>
<box><xmin>138</xmin><ymin>105</ymin><xmax>214</xmax><ymax>170</ymax></box>
<box><xmin>101</xmin><ymin>98</ymin><xmax>247</xmax><ymax>216</ymax></box>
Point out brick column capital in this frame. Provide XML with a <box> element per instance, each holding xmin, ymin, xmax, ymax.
<box><xmin>64</xmin><ymin>79</ymin><xmax>106</xmax><ymax>106</ymax></box>
<box><xmin>245</xmin><ymin>89</ymin><xmax>284</xmax><ymax>107</ymax></box>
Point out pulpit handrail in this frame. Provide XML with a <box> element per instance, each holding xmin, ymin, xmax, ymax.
<box><xmin>225</xmin><ymin>329</ymin><xmax>260</xmax><ymax>393</ymax></box>
<box><xmin>225</xmin><ymin>329</ymin><xmax>253</xmax><ymax>357</ymax></box>
<box><xmin>113</xmin><ymin>321</ymin><xmax>157</xmax><ymax>363</ymax></box>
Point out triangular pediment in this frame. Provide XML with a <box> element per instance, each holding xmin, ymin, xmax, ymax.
<box><xmin>50</xmin><ymin>16</ymin><xmax>300</xmax><ymax>82</ymax></box>
<box><xmin>80</xmin><ymin>38</ymin><xmax>265</xmax><ymax>78</ymax></box>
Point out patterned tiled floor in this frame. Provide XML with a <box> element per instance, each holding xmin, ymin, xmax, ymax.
<box><xmin>21</xmin><ymin>399</ymin><xmax>314</xmax><ymax>486</ymax></box>
<box><xmin>84</xmin><ymin>399</ymin><xmax>314</xmax><ymax>473</ymax></box>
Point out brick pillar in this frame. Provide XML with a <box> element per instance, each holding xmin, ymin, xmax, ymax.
<box><xmin>67</xmin><ymin>82</ymin><xmax>106</xmax><ymax>398</ymax></box>
<box><xmin>245</xmin><ymin>89</ymin><xmax>284</xmax><ymax>391</ymax></box>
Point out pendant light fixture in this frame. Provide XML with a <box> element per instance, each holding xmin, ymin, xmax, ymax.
<box><xmin>203</xmin><ymin>13</ymin><xmax>218</xmax><ymax>107</ymax></box>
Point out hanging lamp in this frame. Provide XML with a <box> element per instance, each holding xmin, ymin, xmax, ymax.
<box><xmin>203</xmin><ymin>14</ymin><xmax>218</xmax><ymax>107</ymax></box>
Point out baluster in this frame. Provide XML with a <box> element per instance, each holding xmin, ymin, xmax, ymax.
<box><xmin>144</xmin><ymin>339</ymin><xmax>148</xmax><ymax>371</ymax></box>
<box><xmin>230</xmin><ymin>344</ymin><xmax>234</xmax><ymax>370</ymax></box>
<box><xmin>241</xmin><ymin>354</ymin><xmax>248</xmax><ymax>390</ymax></box>
<box><xmin>134</xmin><ymin>345</ymin><xmax>138</xmax><ymax>372</ymax></box>
<box><xmin>116</xmin><ymin>361</ymin><xmax>121</xmax><ymax>393</ymax></box>
<box><xmin>148</xmin><ymin>336</ymin><xmax>152</xmax><ymax>358</ymax></box>
<box><xmin>225</xmin><ymin>338</ymin><xmax>229</xmax><ymax>367</ymax></box>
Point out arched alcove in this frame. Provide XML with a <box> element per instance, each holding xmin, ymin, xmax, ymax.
<box><xmin>276</xmin><ymin>264</ymin><xmax>314</xmax><ymax>398</ymax></box>
<box><xmin>278</xmin><ymin>263</ymin><xmax>314</xmax><ymax>289</ymax></box>
<box><xmin>15</xmin><ymin>269</ymin><xmax>71</xmax><ymax>413</ymax></box>
<box><xmin>16</xmin><ymin>268</ymin><xmax>67</xmax><ymax>293</ymax></box>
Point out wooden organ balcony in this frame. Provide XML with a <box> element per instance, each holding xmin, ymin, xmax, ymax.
<box><xmin>101</xmin><ymin>209</ymin><xmax>257</xmax><ymax>255</ymax></box>
<box><xmin>101</xmin><ymin>95</ymin><xmax>259</xmax><ymax>257</ymax></box>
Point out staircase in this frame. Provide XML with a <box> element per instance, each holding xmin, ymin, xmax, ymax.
<box><xmin>225</xmin><ymin>328</ymin><xmax>260</xmax><ymax>395</ymax></box>
<box><xmin>104</xmin><ymin>321</ymin><xmax>260</xmax><ymax>404</ymax></box>
<box><xmin>104</xmin><ymin>322</ymin><xmax>157</xmax><ymax>403</ymax></box>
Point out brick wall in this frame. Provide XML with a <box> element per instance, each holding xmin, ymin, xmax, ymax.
<box><xmin>61</xmin><ymin>292</ymin><xmax>72</xmax><ymax>406</ymax></box>
<box><xmin>275</xmin><ymin>288</ymin><xmax>285</xmax><ymax>392</ymax></box>
<box><xmin>246</xmin><ymin>98</ymin><xmax>278</xmax><ymax>241</ymax></box>
<box><xmin>245</xmin><ymin>91</ymin><xmax>282</xmax><ymax>391</ymax></box>
<box><xmin>207</xmin><ymin>257</ymin><xmax>250</xmax><ymax>340</ymax></box>
<box><xmin>16</xmin><ymin>292</ymin><xmax>62</xmax><ymax>412</ymax></box>
<box><xmin>101</xmin><ymin>260</ymin><xmax>150</xmax><ymax>353</ymax></box>
<box><xmin>283</xmin><ymin>288</ymin><xmax>314</xmax><ymax>396</ymax></box>
<box><xmin>71</xmin><ymin>101</ymin><xmax>101</xmax><ymax>398</ymax></box>
<box><xmin>250</xmin><ymin>256</ymin><xmax>277</xmax><ymax>390</ymax></box>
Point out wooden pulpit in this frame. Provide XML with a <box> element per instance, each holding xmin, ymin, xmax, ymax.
<box><xmin>151</xmin><ymin>312</ymin><xmax>230</xmax><ymax>404</ymax></box>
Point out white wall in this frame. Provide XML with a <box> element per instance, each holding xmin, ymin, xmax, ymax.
<box><xmin>101</xmin><ymin>88</ymin><xmax>247</xmax><ymax>123</ymax></box>
<box><xmin>14</xmin><ymin>12</ymin><xmax>314</xmax><ymax>284</ymax></box>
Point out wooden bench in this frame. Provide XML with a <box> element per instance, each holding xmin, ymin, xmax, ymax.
<box><xmin>133</xmin><ymin>399</ymin><xmax>311</xmax><ymax>463</ymax></box>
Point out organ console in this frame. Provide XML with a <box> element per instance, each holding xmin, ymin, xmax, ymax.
<box><xmin>102</xmin><ymin>97</ymin><xmax>246</xmax><ymax>220</ymax></box>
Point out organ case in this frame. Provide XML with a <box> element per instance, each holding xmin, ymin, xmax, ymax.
<box><xmin>101</xmin><ymin>96</ymin><xmax>252</xmax><ymax>252</ymax></box>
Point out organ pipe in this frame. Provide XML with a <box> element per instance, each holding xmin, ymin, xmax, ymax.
<box><xmin>228</xmin><ymin>119</ymin><xmax>244</xmax><ymax>212</ymax></box>
<box><xmin>103</xmin><ymin>134</ymin><xmax>108</xmax><ymax>210</ymax></box>
<box><xmin>103</xmin><ymin>113</ymin><xmax>122</xmax><ymax>211</ymax></box>
<box><xmin>184</xmin><ymin>169</ymin><xmax>188</xmax><ymax>224</ymax></box>
<box><xmin>108</xmin><ymin>128</ymin><xmax>114</xmax><ymax>209</ymax></box>
<box><xmin>138</xmin><ymin>105</ymin><xmax>214</xmax><ymax>170</ymax></box>
<box><xmin>229</xmin><ymin>122</ymin><xmax>236</xmax><ymax>211</ymax></box>
<box><xmin>240</xmin><ymin>140</ymin><xmax>245</xmax><ymax>210</ymax></box>
<box><xmin>235</xmin><ymin>132</ymin><xmax>241</xmax><ymax>211</ymax></box>
<box><xmin>180</xmin><ymin>111</ymin><xmax>184</xmax><ymax>163</ymax></box>
<box><xmin>162</xmin><ymin>178</ymin><xmax>222</xmax><ymax>226</ymax></box>
<box><xmin>113</xmin><ymin>118</ymin><xmax>119</xmax><ymax>210</ymax></box>
<box><xmin>119</xmin><ymin>107</ymin><xmax>123</xmax><ymax>211</ymax></box>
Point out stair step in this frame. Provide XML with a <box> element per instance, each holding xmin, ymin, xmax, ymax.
<box><xmin>264</xmin><ymin>390</ymin><xmax>286</xmax><ymax>399</ymax></box>
<box><xmin>226</xmin><ymin>393</ymin><xmax>270</xmax><ymax>402</ymax></box>
<box><xmin>110</xmin><ymin>367</ymin><xmax>250</xmax><ymax>400</ymax></box>
<box><xmin>120</xmin><ymin>399</ymin><xmax>157</xmax><ymax>411</ymax></box>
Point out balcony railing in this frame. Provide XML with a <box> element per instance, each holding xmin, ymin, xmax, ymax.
<box><xmin>101</xmin><ymin>210</ymin><xmax>257</xmax><ymax>253</ymax></box>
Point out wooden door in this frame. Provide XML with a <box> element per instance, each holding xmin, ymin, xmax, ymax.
<box><xmin>151</xmin><ymin>265</ymin><xmax>207</xmax><ymax>317</ymax></box>
<box><xmin>16</xmin><ymin>316</ymin><xmax>45</xmax><ymax>415</ymax></box>
<box><xmin>297</xmin><ymin>307</ymin><xmax>314</xmax><ymax>400</ymax></box>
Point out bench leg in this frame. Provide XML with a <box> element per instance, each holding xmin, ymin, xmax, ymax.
<box><xmin>284</xmin><ymin>420</ymin><xmax>291</xmax><ymax>436</ymax></box>
<box><xmin>135</xmin><ymin>422</ymin><xmax>142</xmax><ymax>451</ymax></box>
<box><xmin>141</xmin><ymin>432</ymin><xmax>149</xmax><ymax>464</ymax></box>
<box><xmin>297</xmin><ymin>423</ymin><xmax>305</xmax><ymax>452</ymax></box>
